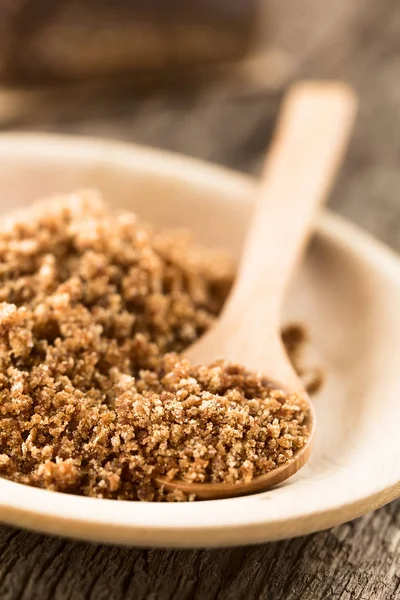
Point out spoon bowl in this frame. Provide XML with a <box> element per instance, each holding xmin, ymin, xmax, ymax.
<box><xmin>159</xmin><ymin>405</ymin><xmax>315</xmax><ymax>500</ymax></box>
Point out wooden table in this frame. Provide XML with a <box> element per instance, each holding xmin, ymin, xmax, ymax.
<box><xmin>1</xmin><ymin>1</ymin><xmax>400</xmax><ymax>598</ymax></box>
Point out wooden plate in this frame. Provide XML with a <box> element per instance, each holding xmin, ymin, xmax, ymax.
<box><xmin>0</xmin><ymin>134</ymin><xmax>399</xmax><ymax>548</ymax></box>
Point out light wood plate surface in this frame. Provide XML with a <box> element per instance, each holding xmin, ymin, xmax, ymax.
<box><xmin>0</xmin><ymin>134</ymin><xmax>399</xmax><ymax>548</ymax></box>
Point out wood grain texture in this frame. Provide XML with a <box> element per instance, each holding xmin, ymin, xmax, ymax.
<box><xmin>1</xmin><ymin>0</ymin><xmax>400</xmax><ymax>598</ymax></box>
<box><xmin>1</xmin><ymin>503</ymin><xmax>400</xmax><ymax>600</ymax></box>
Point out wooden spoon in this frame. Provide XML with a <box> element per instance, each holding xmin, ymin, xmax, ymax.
<box><xmin>156</xmin><ymin>81</ymin><xmax>358</xmax><ymax>500</ymax></box>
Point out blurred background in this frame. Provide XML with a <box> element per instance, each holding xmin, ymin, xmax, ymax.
<box><xmin>0</xmin><ymin>0</ymin><xmax>398</xmax><ymax>248</ymax></box>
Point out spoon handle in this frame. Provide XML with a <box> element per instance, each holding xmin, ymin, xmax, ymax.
<box><xmin>225</xmin><ymin>81</ymin><xmax>358</xmax><ymax>325</ymax></box>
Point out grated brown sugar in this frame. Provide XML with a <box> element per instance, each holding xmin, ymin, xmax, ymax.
<box><xmin>0</xmin><ymin>191</ymin><xmax>317</xmax><ymax>501</ymax></box>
